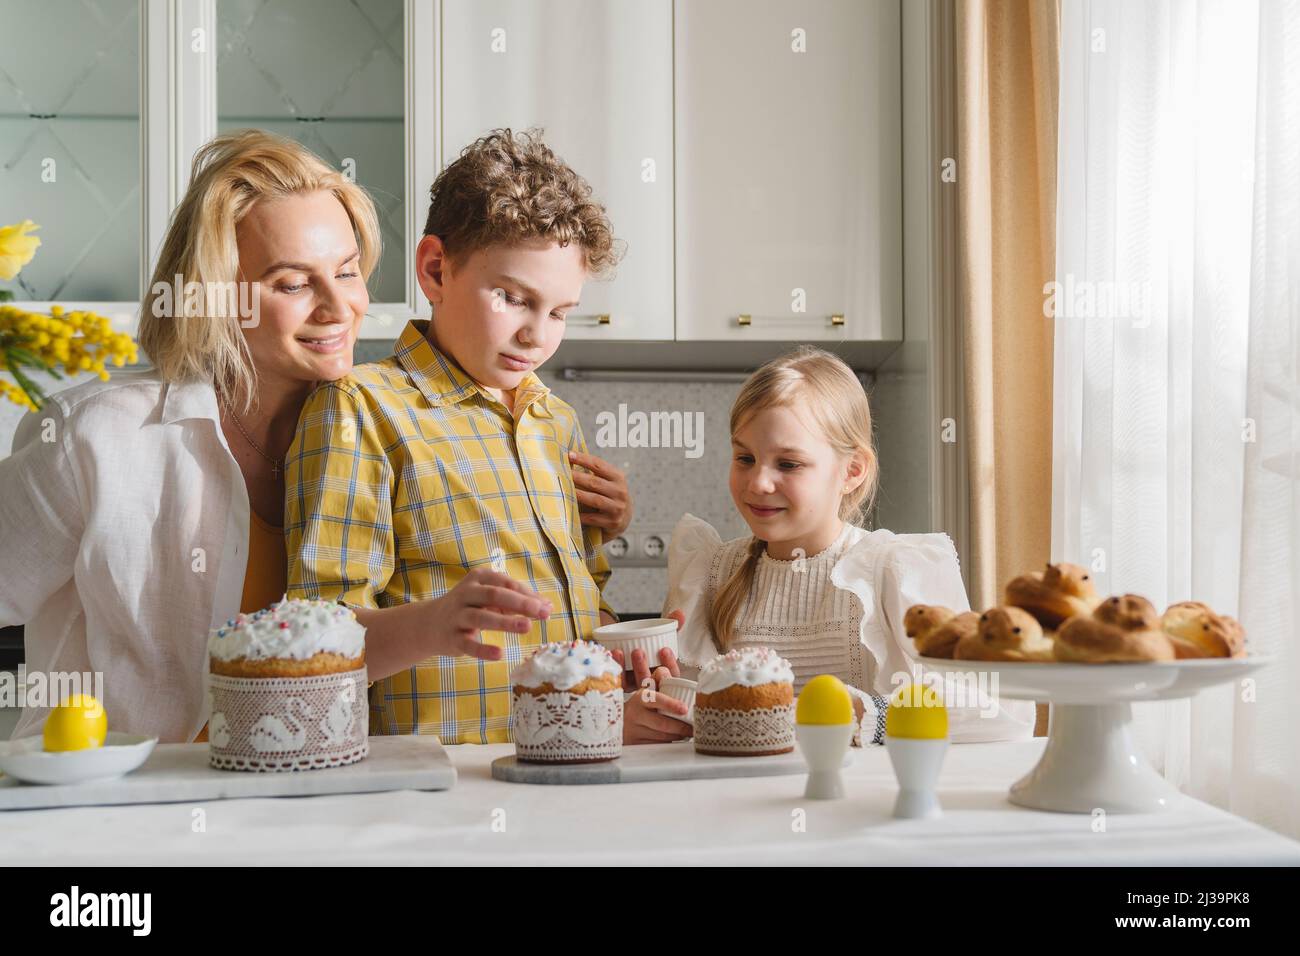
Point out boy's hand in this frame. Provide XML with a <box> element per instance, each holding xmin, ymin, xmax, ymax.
<box><xmin>610</xmin><ymin>646</ymin><xmax>680</xmax><ymax>693</ymax></box>
<box><xmin>623</xmin><ymin>686</ymin><xmax>692</xmax><ymax>744</ymax></box>
<box><xmin>431</xmin><ymin>568</ymin><xmax>552</xmax><ymax>661</ymax></box>
<box><xmin>569</xmin><ymin>450</ymin><xmax>632</xmax><ymax>540</ymax></box>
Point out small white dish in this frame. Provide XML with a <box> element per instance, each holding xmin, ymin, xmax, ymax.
<box><xmin>594</xmin><ymin>618</ymin><xmax>679</xmax><ymax>671</ymax></box>
<box><xmin>0</xmin><ymin>732</ymin><xmax>157</xmax><ymax>786</ymax></box>
<box><xmin>657</xmin><ymin>676</ymin><xmax>697</xmax><ymax>725</ymax></box>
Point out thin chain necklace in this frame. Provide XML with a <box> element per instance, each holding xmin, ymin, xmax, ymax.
<box><xmin>219</xmin><ymin>390</ymin><xmax>285</xmax><ymax>479</ymax></box>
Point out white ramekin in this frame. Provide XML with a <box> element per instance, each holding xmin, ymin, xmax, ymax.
<box><xmin>656</xmin><ymin>676</ymin><xmax>697</xmax><ymax>724</ymax></box>
<box><xmin>594</xmin><ymin>618</ymin><xmax>679</xmax><ymax>671</ymax></box>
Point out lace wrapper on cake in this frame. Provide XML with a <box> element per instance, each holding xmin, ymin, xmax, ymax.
<box><xmin>511</xmin><ymin>689</ymin><xmax>623</xmax><ymax>763</ymax></box>
<box><xmin>208</xmin><ymin>667</ymin><xmax>369</xmax><ymax>772</ymax></box>
<box><xmin>694</xmin><ymin>703</ymin><xmax>796</xmax><ymax>755</ymax></box>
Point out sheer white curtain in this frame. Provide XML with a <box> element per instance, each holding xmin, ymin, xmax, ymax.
<box><xmin>1053</xmin><ymin>0</ymin><xmax>1299</xmax><ymax>839</ymax></box>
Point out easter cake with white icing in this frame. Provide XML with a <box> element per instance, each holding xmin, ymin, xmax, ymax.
<box><xmin>208</xmin><ymin>597</ymin><xmax>366</xmax><ymax>678</ymax></box>
<box><xmin>694</xmin><ymin>646</ymin><xmax>796</xmax><ymax>756</ymax></box>
<box><xmin>510</xmin><ymin>639</ymin><xmax>624</xmax><ymax>764</ymax></box>
<box><xmin>206</xmin><ymin>597</ymin><xmax>369</xmax><ymax>772</ymax></box>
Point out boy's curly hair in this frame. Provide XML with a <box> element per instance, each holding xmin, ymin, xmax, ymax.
<box><xmin>423</xmin><ymin>128</ymin><xmax>622</xmax><ymax>279</ymax></box>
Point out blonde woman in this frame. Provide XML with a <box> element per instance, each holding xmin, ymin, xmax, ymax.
<box><xmin>0</xmin><ymin>129</ymin><xmax>626</xmax><ymax>743</ymax></box>
<box><xmin>656</xmin><ymin>346</ymin><xmax>1037</xmax><ymax>746</ymax></box>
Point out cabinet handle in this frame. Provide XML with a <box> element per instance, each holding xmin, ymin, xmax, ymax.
<box><xmin>569</xmin><ymin>314</ymin><xmax>612</xmax><ymax>326</ymax></box>
<box><xmin>735</xmin><ymin>313</ymin><xmax>844</xmax><ymax>328</ymax></box>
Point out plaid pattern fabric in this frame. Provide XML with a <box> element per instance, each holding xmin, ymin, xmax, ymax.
<box><xmin>285</xmin><ymin>319</ymin><xmax>615</xmax><ymax>743</ymax></box>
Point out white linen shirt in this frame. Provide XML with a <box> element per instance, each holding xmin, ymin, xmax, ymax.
<box><xmin>1</xmin><ymin>368</ymin><xmax>249</xmax><ymax>743</ymax></box>
<box><xmin>663</xmin><ymin>513</ymin><xmax>1037</xmax><ymax>744</ymax></box>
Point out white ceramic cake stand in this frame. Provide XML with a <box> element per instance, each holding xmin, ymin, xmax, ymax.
<box><xmin>916</xmin><ymin>657</ymin><xmax>1271</xmax><ymax>814</ymax></box>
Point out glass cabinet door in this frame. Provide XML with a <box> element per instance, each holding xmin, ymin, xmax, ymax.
<box><xmin>0</xmin><ymin>0</ymin><xmax>141</xmax><ymax>302</ymax></box>
<box><xmin>216</xmin><ymin>0</ymin><xmax>406</xmax><ymax>304</ymax></box>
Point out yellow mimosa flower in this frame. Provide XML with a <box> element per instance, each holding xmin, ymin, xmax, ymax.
<box><xmin>0</xmin><ymin>220</ymin><xmax>41</xmax><ymax>281</ymax></box>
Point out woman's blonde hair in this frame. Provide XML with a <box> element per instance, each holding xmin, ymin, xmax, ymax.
<box><xmin>137</xmin><ymin>129</ymin><xmax>381</xmax><ymax>412</ymax></box>
<box><xmin>708</xmin><ymin>346</ymin><xmax>880</xmax><ymax>652</ymax></box>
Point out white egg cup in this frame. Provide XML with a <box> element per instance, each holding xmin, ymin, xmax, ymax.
<box><xmin>884</xmin><ymin>735</ymin><xmax>949</xmax><ymax>819</ymax></box>
<box><xmin>796</xmin><ymin>722</ymin><xmax>855</xmax><ymax>799</ymax></box>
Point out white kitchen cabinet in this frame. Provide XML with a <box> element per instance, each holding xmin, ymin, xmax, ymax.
<box><xmin>673</xmin><ymin>0</ymin><xmax>902</xmax><ymax>342</ymax></box>
<box><xmin>440</xmin><ymin>0</ymin><xmax>675</xmax><ymax>341</ymax></box>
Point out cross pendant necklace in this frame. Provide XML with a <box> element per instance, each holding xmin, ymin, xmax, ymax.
<box><xmin>220</xmin><ymin>390</ymin><xmax>285</xmax><ymax>480</ymax></box>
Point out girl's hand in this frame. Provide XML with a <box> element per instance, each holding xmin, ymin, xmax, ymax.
<box><xmin>428</xmin><ymin>568</ymin><xmax>552</xmax><ymax>661</ymax></box>
<box><xmin>611</xmin><ymin>646</ymin><xmax>681</xmax><ymax>693</ymax></box>
<box><xmin>623</xmin><ymin>687</ymin><xmax>692</xmax><ymax>744</ymax></box>
<box><xmin>569</xmin><ymin>450</ymin><xmax>633</xmax><ymax>540</ymax></box>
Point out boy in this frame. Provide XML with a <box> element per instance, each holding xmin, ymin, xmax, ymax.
<box><xmin>285</xmin><ymin>129</ymin><xmax>640</xmax><ymax>744</ymax></box>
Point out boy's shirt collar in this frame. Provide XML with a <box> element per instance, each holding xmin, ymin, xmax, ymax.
<box><xmin>394</xmin><ymin>318</ymin><xmax>552</xmax><ymax>419</ymax></box>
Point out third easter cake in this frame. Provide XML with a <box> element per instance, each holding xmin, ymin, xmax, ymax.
<box><xmin>694</xmin><ymin>647</ymin><xmax>796</xmax><ymax>756</ymax></box>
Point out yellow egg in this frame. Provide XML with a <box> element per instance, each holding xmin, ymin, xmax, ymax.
<box><xmin>43</xmin><ymin>694</ymin><xmax>108</xmax><ymax>752</ymax></box>
<box><xmin>796</xmin><ymin>674</ymin><xmax>854</xmax><ymax>725</ymax></box>
<box><xmin>885</xmin><ymin>682</ymin><xmax>949</xmax><ymax>740</ymax></box>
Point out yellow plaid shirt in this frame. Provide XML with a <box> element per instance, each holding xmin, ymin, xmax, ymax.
<box><xmin>285</xmin><ymin>319</ymin><xmax>616</xmax><ymax>743</ymax></box>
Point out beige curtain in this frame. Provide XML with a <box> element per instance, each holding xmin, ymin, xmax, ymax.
<box><xmin>955</xmin><ymin>0</ymin><xmax>1059</xmax><ymax>734</ymax></box>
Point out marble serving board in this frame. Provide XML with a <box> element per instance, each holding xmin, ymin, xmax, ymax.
<box><xmin>0</xmin><ymin>736</ymin><xmax>455</xmax><ymax>810</ymax></box>
<box><xmin>491</xmin><ymin>740</ymin><xmax>854</xmax><ymax>785</ymax></box>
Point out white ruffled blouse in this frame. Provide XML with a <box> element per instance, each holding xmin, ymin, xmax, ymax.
<box><xmin>662</xmin><ymin>513</ymin><xmax>1037</xmax><ymax>744</ymax></box>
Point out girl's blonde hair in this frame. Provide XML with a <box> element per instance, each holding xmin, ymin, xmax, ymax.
<box><xmin>708</xmin><ymin>346</ymin><xmax>880</xmax><ymax>652</ymax></box>
<box><xmin>137</xmin><ymin>129</ymin><xmax>381</xmax><ymax>412</ymax></box>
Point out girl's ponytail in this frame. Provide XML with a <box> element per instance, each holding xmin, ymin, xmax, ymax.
<box><xmin>708</xmin><ymin>536</ymin><xmax>765</xmax><ymax>652</ymax></box>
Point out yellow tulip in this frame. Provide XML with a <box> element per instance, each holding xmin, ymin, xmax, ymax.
<box><xmin>0</xmin><ymin>220</ymin><xmax>41</xmax><ymax>281</ymax></box>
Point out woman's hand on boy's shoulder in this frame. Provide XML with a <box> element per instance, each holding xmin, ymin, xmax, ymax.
<box><xmin>569</xmin><ymin>450</ymin><xmax>632</xmax><ymax>540</ymax></box>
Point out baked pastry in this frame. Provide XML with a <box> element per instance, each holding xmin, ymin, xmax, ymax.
<box><xmin>954</xmin><ymin>606</ymin><xmax>1057</xmax><ymax>662</ymax></box>
<box><xmin>510</xmin><ymin>640</ymin><xmax>623</xmax><ymax>763</ymax></box>
<box><xmin>206</xmin><ymin>597</ymin><xmax>369</xmax><ymax>771</ymax></box>
<box><xmin>1005</xmin><ymin>562</ymin><xmax>1100</xmax><ymax>629</ymax></box>
<box><xmin>1054</xmin><ymin>594</ymin><xmax>1175</xmax><ymax>662</ymax></box>
<box><xmin>905</xmin><ymin>605</ymin><xmax>978</xmax><ymax>659</ymax></box>
<box><xmin>1161</xmin><ymin>601</ymin><xmax>1247</xmax><ymax>659</ymax></box>
<box><xmin>694</xmin><ymin>647</ymin><xmax>796</xmax><ymax>756</ymax></box>
<box><xmin>208</xmin><ymin>598</ymin><xmax>366</xmax><ymax>678</ymax></box>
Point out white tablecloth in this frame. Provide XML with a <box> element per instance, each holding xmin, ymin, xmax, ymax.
<box><xmin>2</xmin><ymin>738</ymin><xmax>1298</xmax><ymax>865</ymax></box>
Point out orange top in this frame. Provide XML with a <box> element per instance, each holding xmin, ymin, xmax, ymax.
<box><xmin>240</xmin><ymin>509</ymin><xmax>289</xmax><ymax>614</ymax></box>
<box><xmin>193</xmin><ymin>510</ymin><xmax>286</xmax><ymax>743</ymax></box>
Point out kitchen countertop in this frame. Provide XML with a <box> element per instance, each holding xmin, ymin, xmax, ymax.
<box><xmin>2</xmin><ymin>737</ymin><xmax>1298</xmax><ymax>866</ymax></box>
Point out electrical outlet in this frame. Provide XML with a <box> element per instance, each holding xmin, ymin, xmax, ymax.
<box><xmin>604</xmin><ymin>534</ymin><xmax>631</xmax><ymax>561</ymax></box>
<box><xmin>642</xmin><ymin>533</ymin><xmax>667</xmax><ymax>559</ymax></box>
<box><xmin>602</xmin><ymin>527</ymin><xmax>673</xmax><ymax>567</ymax></box>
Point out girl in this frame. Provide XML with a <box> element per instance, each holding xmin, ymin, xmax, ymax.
<box><xmin>661</xmin><ymin>346</ymin><xmax>1036</xmax><ymax>745</ymax></box>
